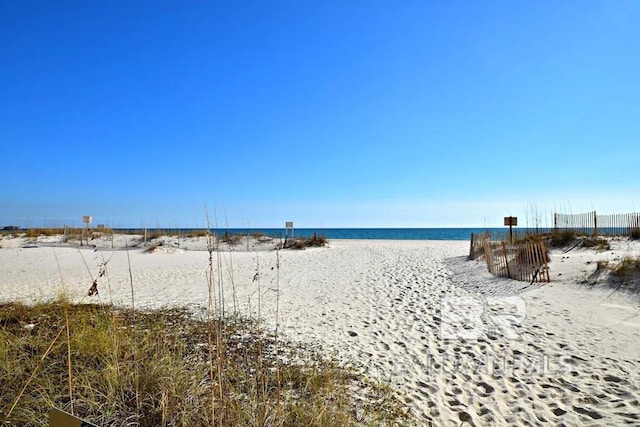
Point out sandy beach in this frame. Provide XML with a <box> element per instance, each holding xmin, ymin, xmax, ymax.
<box><xmin>1</xmin><ymin>234</ymin><xmax>639</xmax><ymax>425</ymax></box>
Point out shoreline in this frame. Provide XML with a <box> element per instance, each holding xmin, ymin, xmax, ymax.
<box><xmin>0</xmin><ymin>226</ymin><xmax>527</xmax><ymax>241</ymax></box>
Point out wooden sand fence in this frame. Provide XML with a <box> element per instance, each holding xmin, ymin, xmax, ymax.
<box><xmin>469</xmin><ymin>232</ymin><xmax>550</xmax><ymax>283</ymax></box>
<box><xmin>554</xmin><ymin>211</ymin><xmax>640</xmax><ymax>236</ymax></box>
<box><xmin>469</xmin><ymin>231</ymin><xmax>489</xmax><ymax>259</ymax></box>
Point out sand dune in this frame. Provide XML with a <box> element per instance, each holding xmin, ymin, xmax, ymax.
<box><xmin>0</xmin><ymin>235</ymin><xmax>638</xmax><ymax>425</ymax></box>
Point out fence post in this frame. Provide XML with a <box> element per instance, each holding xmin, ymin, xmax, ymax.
<box><xmin>593</xmin><ymin>211</ymin><xmax>598</xmax><ymax>237</ymax></box>
<box><xmin>502</xmin><ymin>242</ymin><xmax>511</xmax><ymax>279</ymax></box>
<box><xmin>484</xmin><ymin>238</ymin><xmax>493</xmax><ymax>274</ymax></box>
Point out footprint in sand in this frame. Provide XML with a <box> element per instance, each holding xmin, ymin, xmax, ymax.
<box><xmin>573</xmin><ymin>405</ymin><xmax>604</xmax><ymax>420</ymax></box>
<box><xmin>552</xmin><ymin>407</ymin><xmax>567</xmax><ymax>416</ymax></box>
<box><xmin>458</xmin><ymin>411</ymin><xmax>472</xmax><ymax>423</ymax></box>
<box><xmin>477</xmin><ymin>381</ymin><xmax>495</xmax><ymax>396</ymax></box>
<box><xmin>603</xmin><ymin>374</ymin><xmax>626</xmax><ymax>384</ymax></box>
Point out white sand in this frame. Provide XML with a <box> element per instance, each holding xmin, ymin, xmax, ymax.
<box><xmin>1</xmin><ymin>234</ymin><xmax>639</xmax><ymax>425</ymax></box>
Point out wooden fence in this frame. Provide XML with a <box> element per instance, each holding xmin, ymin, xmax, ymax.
<box><xmin>469</xmin><ymin>232</ymin><xmax>550</xmax><ymax>283</ymax></box>
<box><xmin>469</xmin><ymin>231</ymin><xmax>489</xmax><ymax>259</ymax></box>
<box><xmin>554</xmin><ymin>211</ymin><xmax>640</xmax><ymax>236</ymax></box>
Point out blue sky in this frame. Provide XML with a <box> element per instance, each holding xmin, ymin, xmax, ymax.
<box><xmin>1</xmin><ymin>1</ymin><xmax>639</xmax><ymax>228</ymax></box>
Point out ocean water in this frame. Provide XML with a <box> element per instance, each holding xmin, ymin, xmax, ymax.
<box><xmin>114</xmin><ymin>227</ymin><xmax>529</xmax><ymax>241</ymax></box>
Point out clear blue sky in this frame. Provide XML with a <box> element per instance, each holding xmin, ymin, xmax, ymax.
<box><xmin>2</xmin><ymin>1</ymin><xmax>639</xmax><ymax>228</ymax></box>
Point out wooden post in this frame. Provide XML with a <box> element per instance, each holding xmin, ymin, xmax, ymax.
<box><xmin>531</xmin><ymin>243</ymin><xmax>538</xmax><ymax>283</ymax></box>
<box><xmin>542</xmin><ymin>243</ymin><xmax>550</xmax><ymax>282</ymax></box>
<box><xmin>469</xmin><ymin>233</ymin><xmax>474</xmax><ymax>259</ymax></box>
<box><xmin>502</xmin><ymin>242</ymin><xmax>511</xmax><ymax>279</ymax></box>
<box><xmin>593</xmin><ymin>211</ymin><xmax>598</xmax><ymax>237</ymax></box>
<box><xmin>504</xmin><ymin>216</ymin><xmax>517</xmax><ymax>244</ymax></box>
<box><xmin>483</xmin><ymin>238</ymin><xmax>493</xmax><ymax>274</ymax></box>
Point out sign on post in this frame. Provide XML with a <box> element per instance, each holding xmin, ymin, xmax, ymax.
<box><xmin>81</xmin><ymin>216</ymin><xmax>92</xmax><ymax>246</ymax></box>
<box><xmin>504</xmin><ymin>216</ymin><xmax>517</xmax><ymax>226</ymax></box>
<box><xmin>504</xmin><ymin>216</ymin><xmax>517</xmax><ymax>243</ymax></box>
<box><xmin>285</xmin><ymin>221</ymin><xmax>294</xmax><ymax>238</ymax></box>
<box><xmin>49</xmin><ymin>408</ymin><xmax>98</xmax><ymax>427</ymax></box>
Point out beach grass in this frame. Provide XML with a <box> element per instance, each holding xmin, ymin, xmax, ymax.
<box><xmin>0</xmin><ymin>299</ymin><xmax>410</xmax><ymax>427</ymax></box>
<box><xmin>281</xmin><ymin>234</ymin><xmax>328</xmax><ymax>250</ymax></box>
<box><xmin>547</xmin><ymin>230</ymin><xmax>578</xmax><ymax>248</ymax></box>
<box><xmin>609</xmin><ymin>255</ymin><xmax>640</xmax><ymax>290</ymax></box>
<box><xmin>580</xmin><ymin>236</ymin><xmax>610</xmax><ymax>251</ymax></box>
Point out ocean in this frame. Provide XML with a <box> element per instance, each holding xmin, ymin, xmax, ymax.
<box><xmin>112</xmin><ymin>227</ymin><xmax>539</xmax><ymax>241</ymax></box>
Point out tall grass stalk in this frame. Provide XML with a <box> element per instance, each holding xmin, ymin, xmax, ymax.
<box><xmin>52</xmin><ymin>249</ymin><xmax>74</xmax><ymax>415</ymax></box>
<box><xmin>274</xmin><ymin>248</ymin><xmax>282</xmax><ymax>423</ymax></box>
<box><xmin>101</xmin><ymin>252</ymin><xmax>114</xmax><ymax>305</ymax></box>
<box><xmin>77</xmin><ymin>247</ymin><xmax>95</xmax><ymax>289</ymax></box>
<box><xmin>125</xmin><ymin>245</ymin><xmax>140</xmax><ymax>420</ymax></box>
<box><xmin>4</xmin><ymin>325</ymin><xmax>66</xmax><ymax>422</ymax></box>
<box><xmin>253</xmin><ymin>251</ymin><xmax>268</xmax><ymax>423</ymax></box>
<box><xmin>223</xmin><ymin>210</ymin><xmax>239</xmax><ymax>315</ymax></box>
<box><xmin>205</xmin><ymin>207</ymin><xmax>224</xmax><ymax>426</ymax></box>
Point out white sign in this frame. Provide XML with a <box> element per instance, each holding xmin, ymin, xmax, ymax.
<box><xmin>82</xmin><ymin>216</ymin><xmax>92</xmax><ymax>224</ymax></box>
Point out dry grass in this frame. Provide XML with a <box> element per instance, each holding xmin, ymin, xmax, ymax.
<box><xmin>25</xmin><ymin>228</ymin><xmax>67</xmax><ymax>238</ymax></box>
<box><xmin>588</xmin><ymin>256</ymin><xmax>640</xmax><ymax>294</ymax></box>
<box><xmin>609</xmin><ymin>256</ymin><xmax>640</xmax><ymax>288</ymax></box>
<box><xmin>282</xmin><ymin>234</ymin><xmax>328</xmax><ymax>250</ymax></box>
<box><xmin>581</xmin><ymin>237</ymin><xmax>610</xmax><ymax>251</ymax></box>
<box><xmin>0</xmin><ymin>300</ymin><xmax>411</xmax><ymax>426</ymax></box>
<box><xmin>0</xmin><ymin>224</ymin><xmax>412</xmax><ymax>426</ymax></box>
<box><xmin>543</xmin><ymin>231</ymin><xmax>610</xmax><ymax>251</ymax></box>
<box><xmin>21</xmin><ymin>228</ymin><xmax>117</xmax><ymax>244</ymax></box>
<box><xmin>219</xmin><ymin>231</ymin><xmax>244</xmax><ymax>246</ymax></box>
<box><xmin>142</xmin><ymin>242</ymin><xmax>163</xmax><ymax>253</ymax></box>
<box><xmin>181</xmin><ymin>230</ymin><xmax>209</xmax><ymax>238</ymax></box>
<box><xmin>547</xmin><ymin>230</ymin><xmax>578</xmax><ymax>248</ymax></box>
